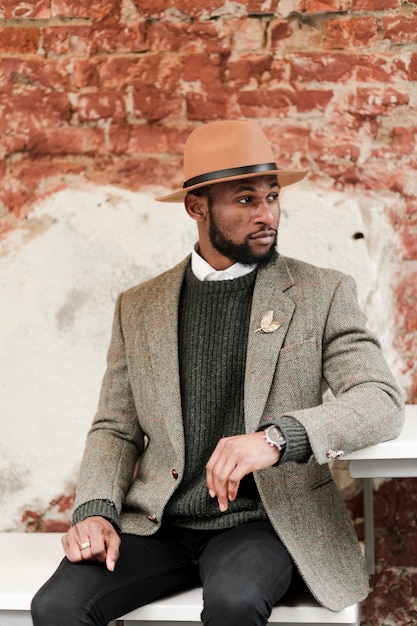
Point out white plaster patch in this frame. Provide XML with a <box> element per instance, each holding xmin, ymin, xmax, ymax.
<box><xmin>279</xmin><ymin>185</ymin><xmax>371</xmax><ymax>300</ymax></box>
<box><xmin>0</xmin><ymin>182</ymin><xmax>400</xmax><ymax>530</ymax></box>
<box><xmin>0</xmin><ymin>185</ymin><xmax>196</xmax><ymax>530</ymax></box>
<box><xmin>279</xmin><ymin>185</ymin><xmax>402</xmax><ymax>375</ymax></box>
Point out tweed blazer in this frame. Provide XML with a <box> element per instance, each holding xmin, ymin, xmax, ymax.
<box><xmin>74</xmin><ymin>254</ymin><xmax>404</xmax><ymax>611</ymax></box>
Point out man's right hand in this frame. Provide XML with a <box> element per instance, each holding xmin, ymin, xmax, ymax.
<box><xmin>61</xmin><ymin>516</ymin><xmax>120</xmax><ymax>571</ymax></box>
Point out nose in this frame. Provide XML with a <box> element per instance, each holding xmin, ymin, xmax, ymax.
<box><xmin>253</xmin><ymin>200</ymin><xmax>279</xmax><ymax>227</ymax></box>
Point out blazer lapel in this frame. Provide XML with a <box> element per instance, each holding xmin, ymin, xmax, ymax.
<box><xmin>140</xmin><ymin>255</ymin><xmax>295</xmax><ymax>453</ymax></box>
<box><xmin>245</xmin><ymin>257</ymin><xmax>296</xmax><ymax>431</ymax></box>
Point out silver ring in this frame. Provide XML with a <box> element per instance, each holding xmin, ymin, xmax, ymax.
<box><xmin>80</xmin><ymin>541</ymin><xmax>91</xmax><ymax>550</ymax></box>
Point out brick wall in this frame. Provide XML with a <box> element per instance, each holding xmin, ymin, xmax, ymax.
<box><xmin>1</xmin><ymin>1</ymin><xmax>416</xmax><ymax>623</ymax></box>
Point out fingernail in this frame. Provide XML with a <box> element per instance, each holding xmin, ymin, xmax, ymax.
<box><xmin>209</xmin><ymin>490</ymin><xmax>216</xmax><ymax>498</ymax></box>
<box><xmin>219</xmin><ymin>502</ymin><xmax>227</xmax><ymax>512</ymax></box>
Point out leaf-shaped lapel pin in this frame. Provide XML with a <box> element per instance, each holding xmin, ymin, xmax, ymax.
<box><xmin>255</xmin><ymin>310</ymin><xmax>281</xmax><ymax>334</ymax></box>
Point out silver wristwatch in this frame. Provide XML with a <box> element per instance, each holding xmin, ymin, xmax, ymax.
<box><xmin>264</xmin><ymin>425</ymin><xmax>287</xmax><ymax>453</ymax></box>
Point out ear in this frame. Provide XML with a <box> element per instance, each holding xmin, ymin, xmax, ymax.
<box><xmin>184</xmin><ymin>193</ymin><xmax>208</xmax><ymax>222</ymax></box>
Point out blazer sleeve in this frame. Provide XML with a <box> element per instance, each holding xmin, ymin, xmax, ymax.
<box><xmin>72</xmin><ymin>293</ymin><xmax>145</xmax><ymax>519</ymax></box>
<box><xmin>284</xmin><ymin>273</ymin><xmax>405</xmax><ymax>465</ymax></box>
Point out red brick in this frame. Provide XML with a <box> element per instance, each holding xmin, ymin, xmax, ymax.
<box><xmin>51</xmin><ymin>0</ymin><xmax>120</xmax><ymax>20</ymax></box>
<box><xmin>243</xmin><ymin>0</ymin><xmax>279</xmax><ymax>10</ymax></box>
<box><xmin>392</xmin><ymin>126</ymin><xmax>417</xmax><ymax>156</ymax></box>
<box><xmin>363</xmin><ymin>161</ymin><xmax>407</xmax><ymax>194</ymax></box>
<box><xmin>293</xmin><ymin>89</ymin><xmax>333</xmax><ymax>112</ymax></box>
<box><xmin>132</xmin><ymin>85</ymin><xmax>183</xmax><ymax>121</ymax></box>
<box><xmin>356</xmin><ymin>54</ymin><xmax>408</xmax><ymax>83</ymax></box>
<box><xmin>229</xmin><ymin>16</ymin><xmax>266</xmax><ymax>53</ymax></box>
<box><xmin>75</xmin><ymin>93</ymin><xmax>126</xmax><ymax>122</ymax></box>
<box><xmin>72</xmin><ymin>59</ymin><xmax>100</xmax><ymax>89</ymax></box>
<box><xmin>183</xmin><ymin>53</ymin><xmax>228</xmax><ymax>84</ymax></box>
<box><xmin>265</xmin><ymin>124</ymin><xmax>310</xmax><ymax>167</ymax></box>
<box><xmin>375</xmin><ymin>534</ymin><xmax>417</xmax><ymax>567</ymax></box>
<box><xmin>297</xmin><ymin>0</ymin><xmax>352</xmax><ymax>12</ymax></box>
<box><xmin>186</xmin><ymin>87</ymin><xmax>230</xmax><ymax>121</ymax></box>
<box><xmin>374</xmin><ymin>478</ymin><xmax>417</xmax><ymax>533</ymax></box>
<box><xmin>28</xmin><ymin>127</ymin><xmax>105</xmax><ymax>156</ymax></box>
<box><xmin>91</xmin><ymin>154</ymin><xmax>183</xmax><ymax>191</ymax></box>
<box><xmin>395</xmin><ymin>273</ymin><xmax>417</xmax><ymax>332</ymax></box>
<box><xmin>91</xmin><ymin>23</ymin><xmax>147</xmax><ymax>53</ymax></box>
<box><xmin>0</xmin><ymin>27</ymin><xmax>39</xmax><ymax>53</ymax></box>
<box><xmin>349</xmin><ymin>87</ymin><xmax>409</xmax><ymax>117</ymax></box>
<box><xmin>2</xmin><ymin>90</ymin><xmax>72</xmax><ymax>132</ymax></box>
<box><xmin>237</xmin><ymin>89</ymin><xmax>294</xmax><ymax>118</ymax></box>
<box><xmin>109</xmin><ymin>123</ymin><xmax>191</xmax><ymax>156</ymax></box>
<box><xmin>1</xmin><ymin>157</ymin><xmax>86</xmax><ymax>215</ymax></box>
<box><xmin>236</xmin><ymin>86</ymin><xmax>332</xmax><ymax>117</ymax></box>
<box><xmin>148</xmin><ymin>20</ymin><xmax>227</xmax><ymax>55</ymax></box>
<box><xmin>226</xmin><ymin>55</ymin><xmax>277</xmax><ymax>88</ymax></box>
<box><xmin>361</xmin><ymin>566</ymin><xmax>417</xmax><ymax>624</ymax></box>
<box><xmin>107</xmin><ymin>123</ymin><xmax>131</xmax><ymax>155</ymax></box>
<box><xmin>98</xmin><ymin>55</ymin><xmax>183</xmax><ymax>90</ymax></box>
<box><xmin>309</xmin><ymin>131</ymin><xmax>362</xmax><ymax>163</ymax></box>
<box><xmin>3</xmin><ymin>0</ymin><xmax>51</xmax><ymax>19</ymax></box>
<box><xmin>43</xmin><ymin>26</ymin><xmax>94</xmax><ymax>57</ymax></box>
<box><xmin>382</xmin><ymin>14</ymin><xmax>417</xmax><ymax>44</ymax></box>
<box><xmin>398</xmin><ymin>197</ymin><xmax>417</xmax><ymax>261</ymax></box>
<box><xmin>0</xmin><ymin>57</ymin><xmax>72</xmax><ymax>91</ymax></box>
<box><xmin>401</xmin><ymin>228</ymin><xmax>417</xmax><ymax>261</ymax></box>
<box><xmin>269</xmin><ymin>19</ymin><xmax>292</xmax><ymax>47</ymax></box>
<box><xmin>291</xmin><ymin>53</ymin><xmax>361</xmax><ymax>83</ymax></box>
<box><xmin>410</xmin><ymin>53</ymin><xmax>417</xmax><ymax>81</ymax></box>
<box><xmin>352</xmin><ymin>0</ymin><xmax>400</xmax><ymax>8</ymax></box>
<box><xmin>130</xmin><ymin>0</ymin><xmax>230</xmax><ymax>18</ymax></box>
<box><xmin>291</xmin><ymin>52</ymin><xmax>406</xmax><ymax>84</ymax></box>
<box><xmin>323</xmin><ymin>17</ymin><xmax>378</xmax><ymax>49</ymax></box>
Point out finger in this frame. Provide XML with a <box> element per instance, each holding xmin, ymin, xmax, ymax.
<box><xmin>62</xmin><ymin>528</ymin><xmax>86</xmax><ymax>563</ymax></box>
<box><xmin>207</xmin><ymin>442</ymin><xmax>241</xmax><ymax>512</ymax></box>
<box><xmin>206</xmin><ymin>438</ymin><xmax>228</xmax><ymax>500</ymax></box>
<box><xmin>105</xmin><ymin>531</ymin><xmax>121</xmax><ymax>571</ymax></box>
<box><xmin>86</xmin><ymin>519</ymin><xmax>120</xmax><ymax>570</ymax></box>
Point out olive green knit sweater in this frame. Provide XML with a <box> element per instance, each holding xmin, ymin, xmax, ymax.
<box><xmin>165</xmin><ymin>266</ymin><xmax>269</xmax><ymax>529</ymax></box>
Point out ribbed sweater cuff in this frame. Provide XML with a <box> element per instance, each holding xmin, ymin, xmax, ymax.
<box><xmin>72</xmin><ymin>499</ymin><xmax>121</xmax><ymax>532</ymax></box>
<box><xmin>258</xmin><ymin>417</ymin><xmax>312</xmax><ymax>464</ymax></box>
<box><xmin>277</xmin><ymin>417</ymin><xmax>312</xmax><ymax>463</ymax></box>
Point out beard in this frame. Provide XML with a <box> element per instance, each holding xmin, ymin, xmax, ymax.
<box><xmin>208</xmin><ymin>208</ymin><xmax>278</xmax><ymax>268</ymax></box>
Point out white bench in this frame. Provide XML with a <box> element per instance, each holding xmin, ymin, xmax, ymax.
<box><xmin>0</xmin><ymin>532</ymin><xmax>359</xmax><ymax>626</ymax></box>
<box><xmin>115</xmin><ymin>585</ymin><xmax>359</xmax><ymax>625</ymax></box>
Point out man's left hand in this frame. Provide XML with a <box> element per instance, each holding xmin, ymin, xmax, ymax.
<box><xmin>206</xmin><ymin>431</ymin><xmax>279</xmax><ymax>513</ymax></box>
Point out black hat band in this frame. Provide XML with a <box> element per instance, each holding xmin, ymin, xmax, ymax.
<box><xmin>183</xmin><ymin>162</ymin><xmax>278</xmax><ymax>189</ymax></box>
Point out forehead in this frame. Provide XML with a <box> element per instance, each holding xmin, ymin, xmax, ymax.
<box><xmin>211</xmin><ymin>175</ymin><xmax>279</xmax><ymax>197</ymax></box>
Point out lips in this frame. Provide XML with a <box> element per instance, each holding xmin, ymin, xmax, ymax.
<box><xmin>249</xmin><ymin>230</ymin><xmax>276</xmax><ymax>244</ymax></box>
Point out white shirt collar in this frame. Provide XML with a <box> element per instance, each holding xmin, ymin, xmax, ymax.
<box><xmin>191</xmin><ymin>246</ymin><xmax>256</xmax><ymax>282</ymax></box>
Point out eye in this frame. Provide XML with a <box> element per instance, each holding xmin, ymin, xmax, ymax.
<box><xmin>267</xmin><ymin>192</ymin><xmax>280</xmax><ymax>202</ymax></box>
<box><xmin>237</xmin><ymin>196</ymin><xmax>253</xmax><ymax>205</ymax></box>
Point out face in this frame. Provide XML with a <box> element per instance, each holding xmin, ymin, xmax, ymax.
<box><xmin>194</xmin><ymin>176</ymin><xmax>281</xmax><ymax>269</ymax></box>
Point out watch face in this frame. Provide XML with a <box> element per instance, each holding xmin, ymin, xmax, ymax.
<box><xmin>268</xmin><ymin>426</ymin><xmax>286</xmax><ymax>446</ymax></box>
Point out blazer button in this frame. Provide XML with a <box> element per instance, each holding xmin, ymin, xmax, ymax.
<box><xmin>172</xmin><ymin>469</ymin><xmax>179</xmax><ymax>479</ymax></box>
<box><xmin>147</xmin><ymin>515</ymin><xmax>158</xmax><ymax>524</ymax></box>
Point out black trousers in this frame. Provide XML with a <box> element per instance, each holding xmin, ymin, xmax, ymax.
<box><xmin>31</xmin><ymin>521</ymin><xmax>294</xmax><ymax>626</ymax></box>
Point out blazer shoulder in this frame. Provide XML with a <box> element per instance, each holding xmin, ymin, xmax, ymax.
<box><xmin>280</xmin><ymin>255</ymin><xmax>351</xmax><ymax>287</ymax></box>
<box><xmin>120</xmin><ymin>255</ymin><xmax>191</xmax><ymax>302</ymax></box>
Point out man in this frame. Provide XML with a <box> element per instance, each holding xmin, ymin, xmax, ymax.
<box><xmin>32</xmin><ymin>120</ymin><xmax>404</xmax><ymax>626</ymax></box>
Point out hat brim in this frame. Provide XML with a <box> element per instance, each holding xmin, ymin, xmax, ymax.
<box><xmin>155</xmin><ymin>167</ymin><xmax>308</xmax><ymax>203</ymax></box>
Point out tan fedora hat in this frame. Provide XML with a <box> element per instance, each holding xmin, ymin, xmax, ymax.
<box><xmin>156</xmin><ymin>120</ymin><xmax>308</xmax><ymax>202</ymax></box>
